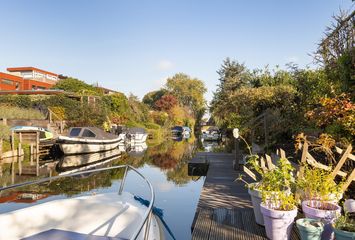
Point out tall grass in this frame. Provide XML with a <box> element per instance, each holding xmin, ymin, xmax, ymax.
<box><xmin>0</xmin><ymin>105</ymin><xmax>45</xmax><ymax>120</ymax></box>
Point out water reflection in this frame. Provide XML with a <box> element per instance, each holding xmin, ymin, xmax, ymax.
<box><xmin>0</xmin><ymin>139</ymin><xmax>204</xmax><ymax>239</ymax></box>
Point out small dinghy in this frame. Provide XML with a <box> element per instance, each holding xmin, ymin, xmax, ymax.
<box><xmin>11</xmin><ymin>126</ymin><xmax>54</xmax><ymax>141</ymax></box>
<box><xmin>0</xmin><ymin>165</ymin><xmax>163</xmax><ymax>240</ymax></box>
<box><xmin>57</xmin><ymin>127</ymin><xmax>124</xmax><ymax>155</ymax></box>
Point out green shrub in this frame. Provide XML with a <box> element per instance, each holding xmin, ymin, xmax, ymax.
<box><xmin>0</xmin><ymin>105</ymin><xmax>45</xmax><ymax>119</ymax></box>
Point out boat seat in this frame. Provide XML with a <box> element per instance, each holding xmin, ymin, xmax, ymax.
<box><xmin>21</xmin><ymin>229</ymin><xmax>128</xmax><ymax>240</ymax></box>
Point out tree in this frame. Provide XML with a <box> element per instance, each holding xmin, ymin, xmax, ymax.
<box><xmin>165</xmin><ymin>73</ymin><xmax>207</xmax><ymax>116</ymax></box>
<box><xmin>154</xmin><ymin>94</ymin><xmax>178</xmax><ymax>111</ymax></box>
<box><xmin>142</xmin><ymin>89</ymin><xmax>167</xmax><ymax>107</ymax></box>
<box><xmin>53</xmin><ymin>77</ymin><xmax>99</xmax><ymax>94</ymax></box>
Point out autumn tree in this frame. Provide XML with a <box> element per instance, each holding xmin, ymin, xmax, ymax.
<box><xmin>154</xmin><ymin>94</ymin><xmax>178</xmax><ymax>111</ymax></box>
<box><xmin>165</xmin><ymin>73</ymin><xmax>207</xmax><ymax>117</ymax></box>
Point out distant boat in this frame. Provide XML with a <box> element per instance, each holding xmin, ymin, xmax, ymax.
<box><xmin>126</xmin><ymin>127</ymin><xmax>148</xmax><ymax>144</ymax></box>
<box><xmin>201</xmin><ymin>126</ymin><xmax>221</xmax><ymax>141</ymax></box>
<box><xmin>171</xmin><ymin>126</ymin><xmax>191</xmax><ymax>139</ymax></box>
<box><xmin>57</xmin><ymin>148</ymin><xmax>122</xmax><ymax>170</ymax></box>
<box><xmin>57</xmin><ymin>127</ymin><xmax>123</xmax><ymax>155</ymax></box>
<box><xmin>11</xmin><ymin>126</ymin><xmax>54</xmax><ymax>141</ymax></box>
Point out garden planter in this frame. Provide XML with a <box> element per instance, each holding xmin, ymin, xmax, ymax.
<box><xmin>297</xmin><ymin>189</ymin><xmax>342</xmax><ymax>204</ymax></box>
<box><xmin>248</xmin><ymin>183</ymin><xmax>291</xmax><ymax>226</ymax></box>
<box><xmin>248</xmin><ymin>183</ymin><xmax>264</xmax><ymax>225</ymax></box>
<box><xmin>260</xmin><ymin>203</ymin><xmax>297</xmax><ymax>240</ymax></box>
<box><xmin>344</xmin><ymin>199</ymin><xmax>355</xmax><ymax>213</ymax></box>
<box><xmin>296</xmin><ymin>218</ymin><xmax>324</xmax><ymax>240</ymax></box>
<box><xmin>302</xmin><ymin>200</ymin><xmax>341</xmax><ymax>240</ymax></box>
<box><xmin>333</xmin><ymin>228</ymin><xmax>355</xmax><ymax>240</ymax></box>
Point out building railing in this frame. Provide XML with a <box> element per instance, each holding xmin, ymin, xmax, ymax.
<box><xmin>0</xmin><ymin>164</ymin><xmax>155</xmax><ymax>240</ymax></box>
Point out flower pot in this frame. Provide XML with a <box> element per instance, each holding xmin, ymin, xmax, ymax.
<box><xmin>302</xmin><ymin>200</ymin><xmax>341</xmax><ymax>240</ymax></box>
<box><xmin>333</xmin><ymin>228</ymin><xmax>355</xmax><ymax>240</ymax></box>
<box><xmin>260</xmin><ymin>203</ymin><xmax>298</xmax><ymax>240</ymax></box>
<box><xmin>297</xmin><ymin>189</ymin><xmax>342</xmax><ymax>204</ymax></box>
<box><xmin>296</xmin><ymin>218</ymin><xmax>324</xmax><ymax>240</ymax></box>
<box><xmin>248</xmin><ymin>183</ymin><xmax>291</xmax><ymax>226</ymax></box>
<box><xmin>344</xmin><ymin>199</ymin><xmax>355</xmax><ymax>213</ymax></box>
<box><xmin>248</xmin><ymin>183</ymin><xmax>264</xmax><ymax>225</ymax></box>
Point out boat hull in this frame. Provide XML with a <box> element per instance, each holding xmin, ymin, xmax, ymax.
<box><xmin>58</xmin><ymin>136</ymin><xmax>122</xmax><ymax>155</ymax></box>
<box><xmin>0</xmin><ymin>192</ymin><xmax>161</xmax><ymax>240</ymax></box>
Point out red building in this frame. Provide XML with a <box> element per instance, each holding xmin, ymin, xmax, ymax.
<box><xmin>0</xmin><ymin>67</ymin><xmax>59</xmax><ymax>91</ymax></box>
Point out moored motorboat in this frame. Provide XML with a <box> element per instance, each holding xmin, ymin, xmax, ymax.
<box><xmin>126</xmin><ymin>127</ymin><xmax>148</xmax><ymax>144</ymax></box>
<box><xmin>57</xmin><ymin>127</ymin><xmax>124</xmax><ymax>155</ymax></box>
<box><xmin>0</xmin><ymin>165</ymin><xmax>162</xmax><ymax>240</ymax></box>
<box><xmin>57</xmin><ymin>148</ymin><xmax>122</xmax><ymax>170</ymax></box>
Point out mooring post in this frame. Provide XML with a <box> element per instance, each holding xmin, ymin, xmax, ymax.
<box><xmin>30</xmin><ymin>143</ymin><xmax>34</xmax><ymax>165</ymax></box>
<box><xmin>36</xmin><ymin>131</ymin><xmax>40</xmax><ymax>176</ymax></box>
<box><xmin>11</xmin><ymin>131</ymin><xmax>15</xmax><ymax>158</ymax></box>
<box><xmin>0</xmin><ymin>138</ymin><xmax>3</xmax><ymax>160</ymax></box>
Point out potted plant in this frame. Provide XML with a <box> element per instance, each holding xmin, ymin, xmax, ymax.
<box><xmin>260</xmin><ymin>179</ymin><xmax>298</xmax><ymax>240</ymax></box>
<box><xmin>296</xmin><ymin>218</ymin><xmax>324</xmax><ymax>240</ymax></box>
<box><xmin>296</xmin><ymin>165</ymin><xmax>343</xmax><ymax>203</ymax></box>
<box><xmin>333</xmin><ymin>212</ymin><xmax>355</xmax><ymax>240</ymax></box>
<box><xmin>237</xmin><ymin>156</ymin><xmax>294</xmax><ymax>226</ymax></box>
<box><xmin>297</xmin><ymin>166</ymin><xmax>342</xmax><ymax>239</ymax></box>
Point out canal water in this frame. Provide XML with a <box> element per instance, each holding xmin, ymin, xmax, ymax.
<box><xmin>0</xmin><ymin>138</ymin><xmax>225</xmax><ymax>239</ymax></box>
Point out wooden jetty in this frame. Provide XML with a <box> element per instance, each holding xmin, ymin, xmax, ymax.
<box><xmin>190</xmin><ymin>152</ymin><xmax>300</xmax><ymax>240</ymax></box>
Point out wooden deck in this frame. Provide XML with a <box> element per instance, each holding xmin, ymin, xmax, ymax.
<box><xmin>191</xmin><ymin>152</ymin><xmax>300</xmax><ymax>240</ymax></box>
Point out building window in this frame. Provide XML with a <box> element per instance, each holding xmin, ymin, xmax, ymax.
<box><xmin>2</xmin><ymin>79</ymin><xmax>13</xmax><ymax>85</ymax></box>
<box><xmin>15</xmin><ymin>82</ymin><xmax>19</xmax><ymax>90</ymax></box>
<box><xmin>32</xmin><ymin>85</ymin><xmax>37</xmax><ymax>90</ymax></box>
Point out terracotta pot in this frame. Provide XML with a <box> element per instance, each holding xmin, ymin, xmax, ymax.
<box><xmin>260</xmin><ymin>203</ymin><xmax>297</xmax><ymax>240</ymax></box>
<box><xmin>302</xmin><ymin>200</ymin><xmax>341</xmax><ymax>240</ymax></box>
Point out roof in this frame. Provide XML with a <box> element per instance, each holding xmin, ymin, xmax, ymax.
<box><xmin>0</xmin><ymin>90</ymin><xmax>65</xmax><ymax>95</ymax></box>
<box><xmin>127</xmin><ymin>127</ymin><xmax>146</xmax><ymax>134</ymax></box>
<box><xmin>7</xmin><ymin>67</ymin><xmax>59</xmax><ymax>77</ymax></box>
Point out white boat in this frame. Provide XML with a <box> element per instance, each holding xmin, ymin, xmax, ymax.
<box><xmin>58</xmin><ymin>127</ymin><xmax>124</xmax><ymax>155</ymax></box>
<box><xmin>0</xmin><ymin>165</ymin><xmax>163</xmax><ymax>240</ymax></box>
<box><xmin>126</xmin><ymin>128</ymin><xmax>148</xmax><ymax>144</ymax></box>
<box><xmin>201</xmin><ymin>127</ymin><xmax>221</xmax><ymax>141</ymax></box>
<box><xmin>11</xmin><ymin>126</ymin><xmax>54</xmax><ymax>141</ymax></box>
<box><xmin>57</xmin><ymin>148</ymin><xmax>122</xmax><ymax>169</ymax></box>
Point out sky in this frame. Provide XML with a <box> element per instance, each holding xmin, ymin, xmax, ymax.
<box><xmin>0</xmin><ymin>0</ymin><xmax>354</xmax><ymax>102</ymax></box>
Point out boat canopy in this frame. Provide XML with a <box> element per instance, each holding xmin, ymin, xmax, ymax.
<box><xmin>127</xmin><ymin>127</ymin><xmax>146</xmax><ymax>134</ymax></box>
<box><xmin>68</xmin><ymin>127</ymin><xmax>118</xmax><ymax>140</ymax></box>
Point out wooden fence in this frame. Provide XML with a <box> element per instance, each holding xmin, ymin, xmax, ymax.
<box><xmin>243</xmin><ymin>143</ymin><xmax>354</xmax><ymax>192</ymax></box>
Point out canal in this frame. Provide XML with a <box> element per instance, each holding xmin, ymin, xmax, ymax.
<box><xmin>0</xmin><ymin>138</ymin><xmax>225</xmax><ymax>239</ymax></box>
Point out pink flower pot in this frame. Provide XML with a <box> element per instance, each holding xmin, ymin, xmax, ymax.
<box><xmin>302</xmin><ymin>200</ymin><xmax>341</xmax><ymax>240</ymax></box>
<box><xmin>260</xmin><ymin>203</ymin><xmax>298</xmax><ymax>240</ymax></box>
<box><xmin>248</xmin><ymin>183</ymin><xmax>264</xmax><ymax>225</ymax></box>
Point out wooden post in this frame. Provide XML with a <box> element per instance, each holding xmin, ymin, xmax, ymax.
<box><xmin>2</xmin><ymin>118</ymin><xmax>7</xmax><ymax>125</ymax></box>
<box><xmin>11</xmin><ymin>157</ymin><xmax>15</xmax><ymax>184</ymax></box>
<box><xmin>235</xmin><ymin>138</ymin><xmax>241</xmax><ymax>170</ymax></box>
<box><xmin>331</xmin><ymin>145</ymin><xmax>352</xmax><ymax>178</ymax></box>
<box><xmin>18</xmin><ymin>132</ymin><xmax>22</xmax><ymax>157</ymax></box>
<box><xmin>36</xmin><ymin>131</ymin><xmax>40</xmax><ymax>176</ymax></box>
<box><xmin>0</xmin><ymin>138</ymin><xmax>3</xmax><ymax>159</ymax></box>
<box><xmin>18</xmin><ymin>155</ymin><xmax>23</xmax><ymax>176</ymax></box>
<box><xmin>30</xmin><ymin>143</ymin><xmax>34</xmax><ymax>165</ymax></box>
<box><xmin>298</xmin><ymin>141</ymin><xmax>308</xmax><ymax>178</ymax></box>
<box><xmin>342</xmin><ymin>169</ymin><xmax>355</xmax><ymax>192</ymax></box>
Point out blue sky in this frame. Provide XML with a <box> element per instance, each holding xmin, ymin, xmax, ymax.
<box><xmin>0</xmin><ymin>0</ymin><xmax>353</xmax><ymax>102</ymax></box>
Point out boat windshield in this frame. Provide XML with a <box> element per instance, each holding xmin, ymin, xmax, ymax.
<box><xmin>69</xmin><ymin>128</ymin><xmax>82</xmax><ymax>137</ymax></box>
<box><xmin>82</xmin><ymin>129</ymin><xmax>96</xmax><ymax>138</ymax></box>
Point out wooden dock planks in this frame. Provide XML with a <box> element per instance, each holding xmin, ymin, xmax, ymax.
<box><xmin>191</xmin><ymin>152</ymin><xmax>300</xmax><ymax>240</ymax></box>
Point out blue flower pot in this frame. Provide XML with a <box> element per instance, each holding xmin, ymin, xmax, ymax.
<box><xmin>296</xmin><ymin>218</ymin><xmax>324</xmax><ymax>240</ymax></box>
<box><xmin>334</xmin><ymin>228</ymin><xmax>355</xmax><ymax>240</ymax></box>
